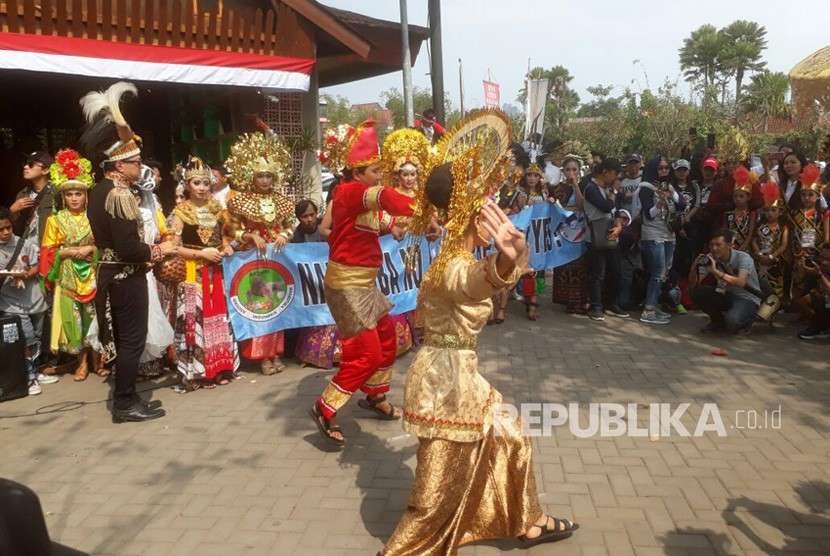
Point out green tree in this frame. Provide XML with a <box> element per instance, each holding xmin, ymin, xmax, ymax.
<box><xmin>380</xmin><ymin>87</ymin><xmax>449</xmax><ymax>129</ymax></box>
<box><xmin>577</xmin><ymin>85</ymin><xmax>621</xmax><ymax>118</ymax></box>
<box><xmin>679</xmin><ymin>25</ymin><xmax>724</xmax><ymax>90</ymax></box>
<box><xmin>320</xmin><ymin>94</ymin><xmax>353</xmax><ymax>127</ymax></box>
<box><xmin>741</xmin><ymin>71</ymin><xmax>790</xmax><ymax>132</ymax></box>
<box><xmin>718</xmin><ymin>20</ymin><xmax>767</xmax><ymax>105</ymax></box>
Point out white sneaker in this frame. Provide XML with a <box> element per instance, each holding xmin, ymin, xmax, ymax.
<box><xmin>37</xmin><ymin>373</ymin><xmax>59</xmax><ymax>385</ymax></box>
<box><xmin>28</xmin><ymin>380</ymin><xmax>42</xmax><ymax>396</ymax></box>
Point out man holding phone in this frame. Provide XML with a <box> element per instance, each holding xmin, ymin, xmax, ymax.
<box><xmin>689</xmin><ymin>228</ymin><xmax>761</xmax><ymax>334</ymax></box>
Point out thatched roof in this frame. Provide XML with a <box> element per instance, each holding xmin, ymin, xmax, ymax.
<box><xmin>790</xmin><ymin>46</ymin><xmax>830</xmax><ymax>81</ymax></box>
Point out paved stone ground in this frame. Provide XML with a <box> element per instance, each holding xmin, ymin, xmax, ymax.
<box><xmin>1</xmin><ymin>296</ymin><xmax>829</xmax><ymax>556</ymax></box>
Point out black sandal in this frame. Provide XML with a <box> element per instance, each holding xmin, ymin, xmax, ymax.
<box><xmin>309</xmin><ymin>404</ymin><xmax>345</xmax><ymax>446</ymax></box>
<box><xmin>357</xmin><ymin>395</ymin><xmax>401</xmax><ymax>421</ymax></box>
<box><xmin>519</xmin><ymin>517</ymin><xmax>578</xmax><ymax>547</ymax></box>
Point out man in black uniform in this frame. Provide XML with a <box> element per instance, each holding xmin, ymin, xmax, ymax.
<box><xmin>81</xmin><ymin>82</ymin><xmax>174</xmax><ymax>422</ymax></box>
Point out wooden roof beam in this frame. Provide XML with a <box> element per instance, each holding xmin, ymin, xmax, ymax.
<box><xmin>277</xmin><ymin>0</ymin><xmax>371</xmax><ymax>59</ymax></box>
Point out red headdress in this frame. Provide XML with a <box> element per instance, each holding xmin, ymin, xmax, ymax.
<box><xmin>760</xmin><ymin>180</ymin><xmax>782</xmax><ymax>208</ymax></box>
<box><xmin>732</xmin><ymin>166</ymin><xmax>752</xmax><ymax>194</ymax></box>
<box><xmin>346</xmin><ymin>119</ymin><xmax>381</xmax><ymax>169</ymax></box>
<box><xmin>800</xmin><ymin>163</ymin><xmax>822</xmax><ymax>194</ymax></box>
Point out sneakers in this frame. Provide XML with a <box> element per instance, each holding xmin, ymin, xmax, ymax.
<box><xmin>37</xmin><ymin>373</ymin><xmax>59</xmax><ymax>385</ymax></box>
<box><xmin>28</xmin><ymin>379</ymin><xmax>42</xmax><ymax>396</ymax></box>
<box><xmin>675</xmin><ymin>304</ymin><xmax>688</xmax><ymax>315</ymax></box>
<box><xmin>640</xmin><ymin>309</ymin><xmax>671</xmax><ymax>325</ymax></box>
<box><xmin>798</xmin><ymin>327</ymin><xmax>830</xmax><ymax>340</ymax></box>
<box><xmin>588</xmin><ymin>309</ymin><xmax>606</xmax><ymax>321</ymax></box>
<box><xmin>607</xmin><ymin>305</ymin><xmax>630</xmax><ymax>318</ymax></box>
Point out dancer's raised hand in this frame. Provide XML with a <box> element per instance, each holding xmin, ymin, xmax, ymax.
<box><xmin>478</xmin><ymin>200</ymin><xmax>526</xmax><ymax>264</ymax></box>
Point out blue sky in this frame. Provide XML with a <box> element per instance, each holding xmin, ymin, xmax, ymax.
<box><xmin>322</xmin><ymin>0</ymin><xmax>828</xmax><ymax>111</ymax></box>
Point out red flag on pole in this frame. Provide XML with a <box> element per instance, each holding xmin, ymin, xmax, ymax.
<box><xmin>483</xmin><ymin>80</ymin><xmax>500</xmax><ymax>108</ymax></box>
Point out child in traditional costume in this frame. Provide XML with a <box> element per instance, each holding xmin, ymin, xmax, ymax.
<box><xmin>790</xmin><ymin>164</ymin><xmax>828</xmax><ymax>317</ymax></box>
<box><xmin>723</xmin><ymin>166</ymin><xmax>756</xmax><ymax>252</ymax></box>
<box><xmin>224</xmin><ymin>132</ymin><xmax>296</xmax><ymax>375</ymax></box>
<box><xmin>383</xmin><ymin>109</ymin><xmax>577</xmax><ymax>555</ymax></box>
<box><xmin>309</xmin><ymin>120</ymin><xmax>416</xmax><ymax>446</ymax></box>
<box><xmin>752</xmin><ymin>181</ymin><xmax>789</xmax><ymax>321</ymax></box>
<box><xmin>519</xmin><ymin>162</ymin><xmax>546</xmax><ymax>320</ymax></box>
<box><xmin>40</xmin><ymin>149</ymin><xmax>100</xmax><ymax>381</ymax></box>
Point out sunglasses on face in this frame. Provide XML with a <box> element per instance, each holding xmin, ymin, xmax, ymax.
<box><xmin>675</xmin><ymin>167</ymin><xmax>689</xmax><ymax>171</ymax></box>
<box><xmin>24</xmin><ymin>161</ymin><xmax>43</xmax><ymax>168</ymax></box>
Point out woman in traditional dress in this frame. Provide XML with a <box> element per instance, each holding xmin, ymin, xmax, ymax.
<box><xmin>379</xmin><ymin>128</ymin><xmax>431</xmax><ymax>352</ymax></box>
<box><xmin>167</xmin><ymin>157</ymin><xmax>239</xmax><ymax>389</ymax></box>
<box><xmin>383</xmin><ymin>111</ymin><xmax>577</xmax><ymax>554</ymax></box>
<box><xmin>519</xmin><ymin>162</ymin><xmax>546</xmax><ymax>320</ymax></box>
<box><xmin>550</xmin><ymin>156</ymin><xmax>589</xmax><ymax>314</ymax></box>
<box><xmin>40</xmin><ymin>149</ymin><xmax>102</xmax><ymax>381</ymax></box>
<box><xmin>224</xmin><ymin>133</ymin><xmax>296</xmax><ymax>375</ymax></box>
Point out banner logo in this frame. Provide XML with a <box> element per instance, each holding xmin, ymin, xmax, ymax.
<box><xmin>228</xmin><ymin>260</ymin><xmax>295</xmax><ymax>322</ymax></box>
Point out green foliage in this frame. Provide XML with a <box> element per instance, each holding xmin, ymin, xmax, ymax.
<box><xmin>741</xmin><ymin>71</ymin><xmax>790</xmax><ymax>132</ymax></box>
<box><xmin>320</xmin><ymin>94</ymin><xmax>354</xmax><ymax>127</ymax></box>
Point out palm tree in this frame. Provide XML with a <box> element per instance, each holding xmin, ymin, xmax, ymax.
<box><xmin>741</xmin><ymin>71</ymin><xmax>790</xmax><ymax>132</ymax></box>
<box><xmin>679</xmin><ymin>25</ymin><xmax>723</xmax><ymax>89</ymax></box>
<box><xmin>718</xmin><ymin>20</ymin><xmax>767</xmax><ymax>105</ymax></box>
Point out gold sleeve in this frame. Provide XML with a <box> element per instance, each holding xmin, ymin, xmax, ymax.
<box><xmin>445</xmin><ymin>253</ymin><xmax>525</xmax><ymax>303</ymax></box>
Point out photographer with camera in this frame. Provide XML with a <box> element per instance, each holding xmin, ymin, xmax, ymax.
<box><xmin>796</xmin><ymin>246</ymin><xmax>830</xmax><ymax>341</ymax></box>
<box><xmin>689</xmin><ymin>229</ymin><xmax>761</xmax><ymax>334</ymax></box>
<box><xmin>638</xmin><ymin>157</ymin><xmax>686</xmax><ymax>325</ymax></box>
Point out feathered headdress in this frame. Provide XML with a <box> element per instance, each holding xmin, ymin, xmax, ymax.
<box><xmin>381</xmin><ymin>128</ymin><xmax>431</xmax><ymax>188</ymax></box>
<box><xmin>79</xmin><ymin>82</ymin><xmax>141</xmax><ymax>165</ymax></box>
<box><xmin>526</xmin><ymin>162</ymin><xmax>544</xmax><ymax>177</ymax></box>
<box><xmin>760</xmin><ymin>180</ymin><xmax>783</xmax><ymax>208</ymax></box>
<box><xmin>800</xmin><ymin>163</ymin><xmax>822</xmax><ymax>194</ymax></box>
<box><xmin>49</xmin><ymin>149</ymin><xmax>94</xmax><ymax>191</ymax></box>
<box><xmin>732</xmin><ymin>166</ymin><xmax>753</xmax><ymax>194</ymax></box>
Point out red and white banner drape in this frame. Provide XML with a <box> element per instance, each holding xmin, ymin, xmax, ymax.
<box><xmin>0</xmin><ymin>32</ymin><xmax>315</xmax><ymax>90</ymax></box>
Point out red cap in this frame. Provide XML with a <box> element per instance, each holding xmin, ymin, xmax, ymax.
<box><xmin>346</xmin><ymin>119</ymin><xmax>381</xmax><ymax>169</ymax></box>
<box><xmin>702</xmin><ymin>157</ymin><xmax>719</xmax><ymax>171</ymax></box>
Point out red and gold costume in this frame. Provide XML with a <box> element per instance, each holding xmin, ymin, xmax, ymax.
<box><xmin>317</xmin><ymin>120</ymin><xmax>416</xmax><ymax>419</ymax></box>
<box><xmin>224</xmin><ymin>133</ymin><xmax>295</xmax><ymax>371</ymax></box>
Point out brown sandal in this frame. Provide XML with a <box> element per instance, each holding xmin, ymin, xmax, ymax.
<box><xmin>309</xmin><ymin>404</ymin><xmax>345</xmax><ymax>446</ymax></box>
<box><xmin>357</xmin><ymin>395</ymin><xmax>401</xmax><ymax>421</ymax></box>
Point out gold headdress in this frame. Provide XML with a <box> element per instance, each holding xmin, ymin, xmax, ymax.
<box><xmin>381</xmin><ymin>128</ymin><xmax>431</xmax><ymax>188</ymax></box>
<box><xmin>50</xmin><ymin>149</ymin><xmax>94</xmax><ymax>191</ymax></box>
<box><xmin>526</xmin><ymin>162</ymin><xmax>543</xmax><ymax>176</ymax></box>
<box><xmin>184</xmin><ymin>156</ymin><xmax>212</xmax><ymax>182</ymax></box>
<box><xmin>225</xmin><ymin>132</ymin><xmax>292</xmax><ymax>191</ymax></box>
<box><xmin>411</xmin><ymin>109</ymin><xmax>513</xmax><ymax>292</ymax></box>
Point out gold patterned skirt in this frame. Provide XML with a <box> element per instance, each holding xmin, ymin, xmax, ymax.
<box><xmin>383</xmin><ymin>418</ymin><xmax>543</xmax><ymax>555</ymax></box>
<box><xmin>324</xmin><ymin>284</ymin><xmax>392</xmax><ymax>338</ymax></box>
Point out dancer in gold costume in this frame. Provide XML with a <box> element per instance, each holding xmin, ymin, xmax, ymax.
<box><xmin>382</xmin><ymin>110</ymin><xmax>578</xmax><ymax>555</ymax></box>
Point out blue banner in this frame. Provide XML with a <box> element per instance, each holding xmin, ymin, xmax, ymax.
<box><xmin>223</xmin><ymin>202</ymin><xmax>585</xmax><ymax>340</ymax></box>
<box><xmin>475</xmin><ymin>202</ymin><xmax>587</xmax><ymax>270</ymax></box>
<box><xmin>222</xmin><ymin>235</ymin><xmax>435</xmax><ymax>341</ymax></box>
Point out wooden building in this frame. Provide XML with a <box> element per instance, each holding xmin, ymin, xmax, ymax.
<box><xmin>0</xmin><ymin>0</ymin><xmax>428</xmax><ymax>205</ymax></box>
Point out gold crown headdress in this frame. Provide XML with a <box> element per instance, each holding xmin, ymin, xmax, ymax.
<box><xmin>50</xmin><ymin>149</ymin><xmax>94</xmax><ymax>191</ymax></box>
<box><xmin>526</xmin><ymin>162</ymin><xmax>543</xmax><ymax>176</ymax></box>
<box><xmin>225</xmin><ymin>132</ymin><xmax>292</xmax><ymax>191</ymax></box>
<box><xmin>381</xmin><ymin>128</ymin><xmax>431</xmax><ymax>188</ymax></box>
<box><xmin>411</xmin><ymin>109</ymin><xmax>513</xmax><ymax>292</ymax></box>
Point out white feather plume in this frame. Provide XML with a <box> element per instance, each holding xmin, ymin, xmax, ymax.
<box><xmin>79</xmin><ymin>81</ymin><xmax>137</xmax><ymax>127</ymax></box>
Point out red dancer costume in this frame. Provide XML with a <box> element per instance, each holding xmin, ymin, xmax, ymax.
<box><xmin>311</xmin><ymin>120</ymin><xmax>415</xmax><ymax>444</ymax></box>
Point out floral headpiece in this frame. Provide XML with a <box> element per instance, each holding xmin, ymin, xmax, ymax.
<box><xmin>225</xmin><ymin>132</ymin><xmax>292</xmax><ymax>191</ymax></box>
<box><xmin>49</xmin><ymin>149</ymin><xmax>94</xmax><ymax>191</ymax></box>
<box><xmin>319</xmin><ymin>124</ymin><xmax>354</xmax><ymax>175</ymax></box>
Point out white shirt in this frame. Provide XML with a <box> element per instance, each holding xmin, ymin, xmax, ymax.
<box><xmin>213</xmin><ymin>185</ymin><xmax>231</xmax><ymax>208</ymax></box>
